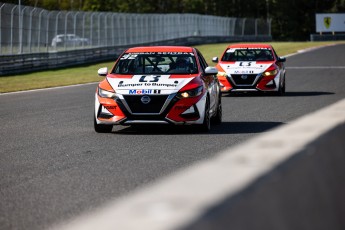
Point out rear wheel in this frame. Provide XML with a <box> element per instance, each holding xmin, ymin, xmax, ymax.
<box><xmin>94</xmin><ymin>115</ymin><xmax>113</xmax><ymax>133</ymax></box>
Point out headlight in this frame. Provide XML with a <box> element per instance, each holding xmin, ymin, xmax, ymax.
<box><xmin>98</xmin><ymin>87</ymin><xmax>116</xmax><ymax>98</ymax></box>
<box><xmin>177</xmin><ymin>86</ymin><xmax>203</xmax><ymax>99</ymax></box>
<box><xmin>263</xmin><ymin>69</ymin><xmax>278</xmax><ymax>76</ymax></box>
<box><xmin>217</xmin><ymin>71</ymin><xmax>227</xmax><ymax>77</ymax></box>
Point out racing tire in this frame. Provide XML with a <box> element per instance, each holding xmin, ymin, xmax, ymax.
<box><xmin>211</xmin><ymin>97</ymin><xmax>222</xmax><ymax>125</ymax></box>
<box><xmin>94</xmin><ymin>116</ymin><xmax>113</xmax><ymax>133</ymax></box>
<box><xmin>275</xmin><ymin>78</ymin><xmax>285</xmax><ymax>96</ymax></box>
<box><xmin>199</xmin><ymin>97</ymin><xmax>211</xmax><ymax>132</ymax></box>
<box><xmin>281</xmin><ymin>77</ymin><xmax>286</xmax><ymax>94</ymax></box>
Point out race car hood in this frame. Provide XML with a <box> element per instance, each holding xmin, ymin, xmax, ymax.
<box><xmin>219</xmin><ymin>61</ymin><xmax>274</xmax><ymax>74</ymax></box>
<box><xmin>107</xmin><ymin>74</ymin><xmax>196</xmax><ymax>95</ymax></box>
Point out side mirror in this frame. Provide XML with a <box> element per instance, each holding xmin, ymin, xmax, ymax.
<box><xmin>212</xmin><ymin>57</ymin><xmax>219</xmax><ymax>63</ymax></box>
<box><xmin>205</xmin><ymin>66</ymin><xmax>218</xmax><ymax>75</ymax></box>
<box><xmin>98</xmin><ymin>67</ymin><xmax>108</xmax><ymax>77</ymax></box>
<box><xmin>278</xmin><ymin>57</ymin><xmax>286</xmax><ymax>62</ymax></box>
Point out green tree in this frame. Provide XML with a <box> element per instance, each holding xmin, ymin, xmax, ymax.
<box><xmin>270</xmin><ymin>0</ymin><xmax>342</xmax><ymax>40</ymax></box>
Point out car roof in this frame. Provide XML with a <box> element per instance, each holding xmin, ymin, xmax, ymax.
<box><xmin>126</xmin><ymin>46</ymin><xmax>195</xmax><ymax>53</ymax></box>
<box><xmin>57</xmin><ymin>34</ymin><xmax>76</xmax><ymax>36</ymax></box>
<box><xmin>227</xmin><ymin>43</ymin><xmax>273</xmax><ymax>49</ymax></box>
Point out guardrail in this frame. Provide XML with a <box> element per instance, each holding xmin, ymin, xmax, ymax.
<box><xmin>310</xmin><ymin>34</ymin><xmax>345</xmax><ymax>41</ymax></box>
<box><xmin>0</xmin><ymin>35</ymin><xmax>271</xmax><ymax>76</ymax></box>
<box><xmin>0</xmin><ymin>46</ymin><xmax>118</xmax><ymax>76</ymax></box>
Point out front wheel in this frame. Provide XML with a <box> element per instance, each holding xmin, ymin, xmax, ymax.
<box><xmin>94</xmin><ymin>116</ymin><xmax>113</xmax><ymax>133</ymax></box>
<box><xmin>275</xmin><ymin>77</ymin><xmax>285</xmax><ymax>96</ymax></box>
<box><xmin>199</xmin><ymin>97</ymin><xmax>211</xmax><ymax>132</ymax></box>
<box><xmin>211</xmin><ymin>97</ymin><xmax>222</xmax><ymax>125</ymax></box>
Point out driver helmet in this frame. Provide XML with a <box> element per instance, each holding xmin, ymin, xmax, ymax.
<box><xmin>246</xmin><ymin>51</ymin><xmax>256</xmax><ymax>61</ymax></box>
<box><xmin>175</xmin><ymin>57</ymin><xmax>190</xmax><ymax>69</ymax></box>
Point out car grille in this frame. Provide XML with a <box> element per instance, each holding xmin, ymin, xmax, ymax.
<box><xmin>231</xmin><ymin>74</ymin><xmax>258</xmax><ymax>85</ymax></box>
<box><xmin>122</xmin><ymin>95</ymin><xmax>170</xmax><ymax>114</ymax></box>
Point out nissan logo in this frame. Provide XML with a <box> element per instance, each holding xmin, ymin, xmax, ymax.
<box><xmin>241</xmin><ymin>75</ymin><xmax>248</xmax><ymax>80</ymax></box>
<box><xmin>141</xmin><ymin>95</ymin><xmax>151</xmax><ymax>104</ymax></box>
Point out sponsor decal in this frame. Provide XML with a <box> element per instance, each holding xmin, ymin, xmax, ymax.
<box><xmin>238</xmin><ymin>62</ymin><xmax>263</xmax><ymax>68</ymax></box>
<box><xmin>226</xmin><ymin>48</ymin><xmax>270</xmax><ymax>53</ymax></box>
<box><xmin>124</xmin><ymin>52</ymin><xmax>194</xmax><ymax>55</ymax></box>
<box><xmin>139</xmin><ymin>75</ymin><xmax>161</xmax><ymax>82</ymax></box>
<box><xmin>105</xmin><ymin>105</ymin><xmax>117</xmax><ymax>110</ymax></box>
<box><xmin>117</xmin><ymin>76</ymin><xmax>178</xmax><ymax>88</ymax></box>
<box><xmin>234</xmin><ymin>70</ymin><xmax>254</xmax><ymax>74</ymax></box>
<box><xmin>118</xmin><ymin>82</ymin><xmax>177</xmax><ymax>88</ymax></box>
<box><xmin>224</xmin><ymin>62</ymin><xmax>269</xmax><ymax>70</ymax></box>
<box><xmin>239</xmin><ymin>62</ymin><xmax>252</xmax><ymax>67</ymax></box>
<box><xmin>120</xmin><ymin>54</ymin><xmax>138</xmax><ymax>60</ymax></box>
<box><xmin>324</xmin><ymin>17</ymin><xmax>331</xmax><ymax>29</ymax></box>
<box><xmin>118</xmin><ymin>82</ymin><xmax>144</xmax><ymax>87</ymax></box>
<box><xmin>150</xmin><ymin>82</ymin><xmax>177</xmax><ymax>87</ymax></box>
<box><xmin>129</xmin><ymin>89</ymin><xmax>161</xmax><ymax>94</ymax></box>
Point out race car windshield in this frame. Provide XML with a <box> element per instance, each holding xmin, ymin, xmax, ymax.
<box><xmin>112</xmin><ymin>53</ymin><xmax>198</xmax><ymax>75</ymax></box>
<box><xmin>221</xmin><ymin>48</ymin><xmax>274</xmax><ymax>62</ymax></box>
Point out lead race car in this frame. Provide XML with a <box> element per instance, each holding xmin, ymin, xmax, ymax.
<box><xmin>212</xmin><ymin>44</ymin><xmax>286</xmax><ymax>95</ymax></box>
<box><xmin>94</xmin><ymin>46</ymin><xmax>222</xmax><ymax>133</ymax></box>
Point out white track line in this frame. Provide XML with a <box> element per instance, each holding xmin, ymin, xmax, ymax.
<box><xmin>0</xmin><ymin>82</ymin><xmax>98</xmax><ymax>95</ymax></box>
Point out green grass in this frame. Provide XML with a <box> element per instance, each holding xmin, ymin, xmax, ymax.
<box><xmin>1</xmin><ymin>41</ymin><xmax>344</xmax><ymax>93</ymax></box>
<box><xmin>0</xmin><ymin>61</ymin><xmax>115</xmax><ymax>93</ymax></box>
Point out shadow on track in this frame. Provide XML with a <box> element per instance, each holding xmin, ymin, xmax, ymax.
<box><xmin>222</xmin><ymin>91</ymin><xmax>334</xmax><ymax>97</ymax></box>
<box><xmin>210</xmin><ymin>121</ymin><xmax>284</xmax><ymax>134</ymax></box>
<box><xmin>283</xmin><ymin>91</ymin><xmax>334</xmax><ymax>97</ymax></box>
<box><xmin>110</xmin><ymin>121</ymin><xmax>284</xmax><ymax>135</ymax></box>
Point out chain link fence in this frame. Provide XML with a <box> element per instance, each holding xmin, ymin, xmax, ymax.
<box><xmin>0</xmin><ymin>3</ymin><xmax>271</xmax><ymax>55</ymax></box>
<box><xmin>0</xmin><ymin>3</ymin><xmax>271</xmax><ymax>75</ymax></box>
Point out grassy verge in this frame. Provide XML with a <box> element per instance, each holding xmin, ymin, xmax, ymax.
<box><xmin>1</xmin><ymin>41</ymin><xmax>344</xmax><ymax>93</ymax></box>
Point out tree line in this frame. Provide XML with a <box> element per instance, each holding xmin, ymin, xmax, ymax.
<box><xmin>5</xmin><ymin>0</ymin><xmax>345</xmax><ymax>40</ymax></box>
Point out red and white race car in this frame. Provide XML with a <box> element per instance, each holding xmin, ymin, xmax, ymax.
<box><xmin>212</xmin><ymin>44</ymin><xmax>286</xmax><ymax>95</ymax></box>
<box><xmin>94</xmin><ymin>46</ymin><xmax>222</xmax><ymax>133</ymax></box>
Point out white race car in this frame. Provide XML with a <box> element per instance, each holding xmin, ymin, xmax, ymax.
<box><xmin>213</xmin><ymin>43</ymin><xmax>286</xmax><ymax>95</ymax></box>
<box><xmin>94</xmin><ymin>46</ymin><xmax>222</xmax><ymax>132</ymax></box>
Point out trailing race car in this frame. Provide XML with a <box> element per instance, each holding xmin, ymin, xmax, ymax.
<box><xmin>212</xmin><ymin>44</ymin><xmax>286</xmax><ymax>95</ymax></box>
<box><xmin>94</xmin><ymin>46</ymin><xmax>222</xmax><ymax>133</ymax></box>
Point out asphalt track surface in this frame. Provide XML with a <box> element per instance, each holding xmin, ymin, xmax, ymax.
<box><xmin>1</xmin><ymin>44</ymin><xmax>345</xmax><ymax>230</ymax></box>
